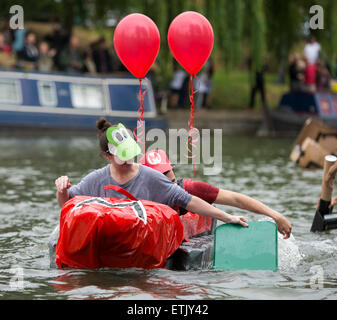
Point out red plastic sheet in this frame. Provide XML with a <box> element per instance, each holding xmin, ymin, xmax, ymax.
<box><xmin>56</xmin><ymin>196</ymin><xmax>184</xmax><ymax>269</ymax></box>
<box><xmin>180</xmin><ymin>213</ymin><xmax>213</xmax><ymax>242</ymax></box>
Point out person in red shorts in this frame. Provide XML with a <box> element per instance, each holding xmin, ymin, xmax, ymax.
<box><xmin>303</xmin><ymin>56</ymin><xmax>317</xmax><ymax>93</ymax></box>
<box><xmin>140</xmin><ymin>149</ymin><xmax>292</xmax><ymax>239</ymax></box>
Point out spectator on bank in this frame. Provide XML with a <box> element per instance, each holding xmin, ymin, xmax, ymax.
<box><xmin>59</xmin><ymin>36</ymin><xmax>83</xmax><ymax>73</ymax></box>
<box><xmin>316</xmin><ymin>59</ymin><xmax>331</xmax><ymax>92</ymax></box>
<box><xmin>11</xmin><ymin>28</ymin><xmax>26</xmax><ymax>53</ymax></box>
<box><xmin>248</xmin><ymin>57</ymin><xmax>268</xmax><ymax>111</ymax></box>
<box><xmin>37</xmin><ymin>41</ymin><xmax>56</xmax><ymax>72</ymax></box>
<box><xmin>0</xmin><ymin>31</ymin><xmax>15</xmax><ymax>69</ymax></box>
<box><xmin>168</xmin><ymin>60</ymin><xmax>188</xmax><ymax>108</ymax></box>
<box><xmin>17</xmin><ymin>32</ymin><xmax>39</xmax><ymax>70</ymax></box>
<box><xmin>44</xmin><ymin>22</ymin><xmax>70</xmax><ymax>70</ymax></box>
<box><xmin>304</xmin><ymin>36</ymin><xmax>321</xmax><ymax>65</ymax></box>
<box><xmin>303</xmin><ymin>57</ymin><xmax>317</xmax><ymax>93</ymax></box>
<box><xmin>196</xmin><ymin>57</ymin><xmax>215</xmax><ymax>109</ymax></box>
<box><xmin>0</xmin><ymin>32</ymin><xmax>11</xmax><ymax>55</ymax></box>
<box><xmin>110</xmin><ymin>43</ymin><xmax>126</xmax><ymax>73</ymax></box>
<box><xmin>1</xmin><ymin>22</ymin><xmax>13</xmax><ymax>48</ymax></box>
<box><xmin>148</xmin><ymin>58</ymin><xmax>160</xmax><ymax>95</ymax></box>
<box><xmin>288</xmin><ymin>53</ymin><xmax>305</xmax><ymax>92</ymax></box>
<box><xmin>110</xmin><ymin>28</ymin><xmax>127</xmax><ymax>73</ymax></box>
<box><xmin>92</xmin><ymin>37</ymin><xmax>113</xmax><ymax>74</ymax></box>
<box><xmin>83</xmin><ymin>45</ymin><xmax>97</xmax><ymax>75</ymax></box>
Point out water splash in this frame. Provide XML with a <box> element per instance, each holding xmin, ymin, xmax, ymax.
<box><xmin>256</xmin><ymin>217</ymin><xmax>304</xmax><ymax>272</ymax></box>
<box><xmin>278</xmin><ymin>234</ymin><xmax>304</xmax><ymax>272</ymax></box>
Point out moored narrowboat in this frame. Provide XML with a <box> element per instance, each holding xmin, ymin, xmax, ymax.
<box><xmin>270</xmin><ymin>91</ymin><xmax>337</xmax><ymax>134</ymax></box>
<box><xmin>0</xmin><ymin>69</ymin><xmax>167</xmax><ymax>133</ymax></box>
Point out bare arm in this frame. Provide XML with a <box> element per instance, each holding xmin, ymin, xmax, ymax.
<box><xmin>186</xmin><ymin>196</ymin><xmax>248</xmax><ymax>227</ymax></box>
<box><xmin>55</xmin><ymin>176</ymin><xmax>71</xmax><ymax>208</ymax></box>
<box><xmin>215</xmin><ymin>189</ymin><xmax>292</xmax><ymax>239</ymax></box>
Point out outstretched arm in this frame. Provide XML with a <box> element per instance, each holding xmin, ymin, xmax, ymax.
<box><xmin>215</xmin><ymin>189</ymin><xmax>292</xmax><ymax>239</ymax></box>
<box><xmin>186</xmin><ymin>196</ymin><xmax>248</xmax><ymax>227</ymax></box>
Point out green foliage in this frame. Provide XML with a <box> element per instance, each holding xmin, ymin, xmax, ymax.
<box><xmin>321</xmin><ymin>0</ymin><xmax>337</xmax><ymax>74</ymax></box>
<box><xmin>264</xmin><ymin>0</ymin><xmax>303</xmax><ymax>58</ymax></box>
<box><xmin>245</xmin><ymin>0</ymin><xmax>266</xmax><ymax>73</ymax></box>
<box><xmin>211</xmin><ymin>70</ymin><xmax>287</xmax><ymax>110</ymax></box>
<box><xmin>3</xmin><ymin>0</ymin><xmax>337</xmax><ymax>85</ymax></box>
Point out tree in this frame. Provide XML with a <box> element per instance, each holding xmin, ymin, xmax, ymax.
<box><xmin>264</xmin><ymin>0</ymin><xmax>303</xmax><ymax>83</ymax></box>
<box><xmin>2</xmin><ymin>0</ymin><xmax>337</xmax><ymax>84</ymax></box>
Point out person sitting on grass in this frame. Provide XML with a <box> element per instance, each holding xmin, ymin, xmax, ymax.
<box><xmin>140</xmin><ymin>149</ymin><xmax>292</xmax><ymax>239</ymax></box>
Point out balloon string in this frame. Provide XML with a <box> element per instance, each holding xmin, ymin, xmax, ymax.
<box><xmin>186</xmin><ymin>74</ymin><xmax>199</xmax><ymax>180</ymax></box>
<box><xmin>133</xmin><ymin>78</ymin><xmax>148</xmax><ymax>155</ymax></box>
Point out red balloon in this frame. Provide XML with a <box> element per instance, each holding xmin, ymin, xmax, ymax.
<box><xmin>113</xmin><ymin>14</ymin><xmax>160</xmax><ymax>79</ymax></box>
<box><xmin>168</xmin><ymin>11</ymin><xmax>214</xmax><ymax>75</ymax></box>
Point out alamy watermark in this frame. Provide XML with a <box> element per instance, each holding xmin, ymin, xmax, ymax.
<box><xmin>9</xmin><ymin>265</ymin><xmax>24</xmax><ymax>290</ymax></box>
<box><xmin>309</xmin><ymin>265</ymin><xmax>324</xmax><ymax>290</ymax></box>
<box><xmin>9</xmin><ymin>5</ymin><xmax>24</xmax><ymax>30</ymax></box>
<box><xmin>309</xmin><ymin>5</ymin><xmax>324</xmax><ymax>30</ymax></box>
<box><xmin>134</xmin><ymin>123</ymin><xmax>223</xmax><ymax>176</ymax></box>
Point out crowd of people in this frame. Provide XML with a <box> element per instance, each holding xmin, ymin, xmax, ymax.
<box><xmin>0</xmin><ymin>21</ymin><xmax>215</xmax><ymax>110</ymax></box>
<box><xmin>248</xmin><ymin>36</ymin><xmax>336</xmax><ymax>111</ymax></box>
<box><xmin>289</xmin><ymin>36</ymin><xmax>333</xmax><ymax>93</ymax></box>
<box><xmin>5</xmin><ymin>24</ymin><xmax>332</xmax><ymax>111</ymax></box>
<box><xmin>0</xmin><ymin>22</ymin><xmax>126</xmax><ymax>74</ymax></box>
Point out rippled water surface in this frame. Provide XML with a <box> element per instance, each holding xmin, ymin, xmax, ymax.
<box><xmin>1</xmin><ymin>135</ymin><xmax>337</xmax><ymax>300</ymax></box>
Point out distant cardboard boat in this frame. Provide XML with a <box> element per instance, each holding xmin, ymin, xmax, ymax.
<box><xmin>271</xmin><ymin>91</ymin><xmax>337</xmax><ymax>134</ymax></box>
<box><xmin>0</xmin><ymin>69</ymin><xmax>167</xmax><ymax>132</ymax></box>
<box><xmin>290</xmin><ymin>118</ymin><xmax>337</xmax><ymax>168</ymax></box>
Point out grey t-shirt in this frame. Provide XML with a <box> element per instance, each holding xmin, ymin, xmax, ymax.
<box><xmin>68</xmin><ymin>164</ymin><xmax>192</xmax><ymax>209</ymax></box>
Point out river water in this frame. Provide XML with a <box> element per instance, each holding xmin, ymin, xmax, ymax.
<box><xmin>0</xmin><ymin>134</ymin><xmax>337</xmax><ymax>300</ymax></box>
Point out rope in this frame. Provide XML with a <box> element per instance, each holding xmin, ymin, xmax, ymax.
<box><xmin>185</xmin><ymin>74</ymin><xmax>200</xmax><ymax>179</ymax></box>
<box><xmin>133</xmin><ymin>78</ymin><xmax>148</xmax><ymax>155</ymax></box>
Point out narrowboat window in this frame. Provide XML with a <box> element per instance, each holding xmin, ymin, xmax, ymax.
<box><xmin>38</xmin><ymin>81</ymin><xmax>57</xmax><ymax>106</ymax></box>
<box><xmin>70</xmin><ymin>84</ymin><xmax>104</xmax><ymax>109</ymax></box>
<box><xmin>0</xmin><ymin>79</ymin><xmax>21</xmax><ymax>104</ymax></box>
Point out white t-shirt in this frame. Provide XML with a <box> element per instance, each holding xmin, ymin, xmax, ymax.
<box><xmin>304</xmin><ymin>42</ymin><xmax>321</xmax><ymax>64</ymax></box>
<box><xmin>170</xmin><ymin>70</ymin><xmax>187</xmax><ymax>90</ymax></box>
<box><xmin>198</xmin><ymin>73</ymin><xmax>209</xmax><ymax>93</ymax></box>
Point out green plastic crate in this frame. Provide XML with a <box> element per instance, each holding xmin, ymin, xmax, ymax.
<box><xmin>213</xmin><ymin>221</ymin><xmax>278</xmax><ymax>271</ymax></box>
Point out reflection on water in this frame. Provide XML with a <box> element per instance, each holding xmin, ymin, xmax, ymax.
<box><xmin>1</xmin><ymin>135</ymin><xmax>337</xmax><ymax>300</ymax></box>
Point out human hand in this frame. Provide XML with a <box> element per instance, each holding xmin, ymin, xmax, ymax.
<box><xmin>227</xmin><ymin>215</ymin><xmax>249</xmax><ymax>227</ymax></box>
<box><xmin>329</xmin><ymin>196</ymin><xmax>337</xmax><ymax>209</ymax></box>
<box><xmin>274</xmin><ymin>214</ymin><xmax>292</xmax><ymax>239</ymax></box>
<box><xmin>55</xmin><ymin>176</ymin><xmax>71</xmax><ymax>194</ymax></box>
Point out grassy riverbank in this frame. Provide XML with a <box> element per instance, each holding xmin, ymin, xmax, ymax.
<box><xmin>211</xmin><ymin>70</ymin><xmax>288</xmax><ymax>111</ymax></box>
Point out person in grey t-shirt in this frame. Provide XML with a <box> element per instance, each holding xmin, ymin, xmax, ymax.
<box><xmin>55</xmin><ymin>118</ymin><xmax>248</xmax><ymax>227</ymax></box>
<box><xmin>68</xmin><ymin>163</ymin><xmax>192</xmax><ymax>209</ymax></box>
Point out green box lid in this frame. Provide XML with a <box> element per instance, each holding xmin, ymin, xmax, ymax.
<box><xmin>213</xmin><ymin>221</ymin><xmax>278</xmax><ymax>271</ymax></box>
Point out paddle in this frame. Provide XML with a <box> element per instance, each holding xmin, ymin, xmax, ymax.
<box><xmin>213</xmin><ymin>221</ymin><xmax>278</xmax><ymax>271</ymax></box>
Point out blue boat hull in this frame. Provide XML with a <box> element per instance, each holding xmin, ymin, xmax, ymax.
<box><xmin>271</xmin><ymin>92</ymin><xmax>337</xmax><ymax>134</ymax></box>
<box><xmin>0</xmin><ymin>70</ymin><xmax>167</xmax><ymax>132</ymax></box>
<box><xmin>0</xmin><ymin>109</ymin><xmax>167</xmax><ymax>131</ymax></box>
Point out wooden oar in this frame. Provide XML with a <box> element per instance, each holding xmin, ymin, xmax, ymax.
<box><xmin>311</xmin><ymin>155</ymin><xmax>337</xmax><ymax>232</ymax></box>
<box><xmin>213</xmin><ymin>221</ymin><xmax>278</xmax><ymax>271</ymax></box>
